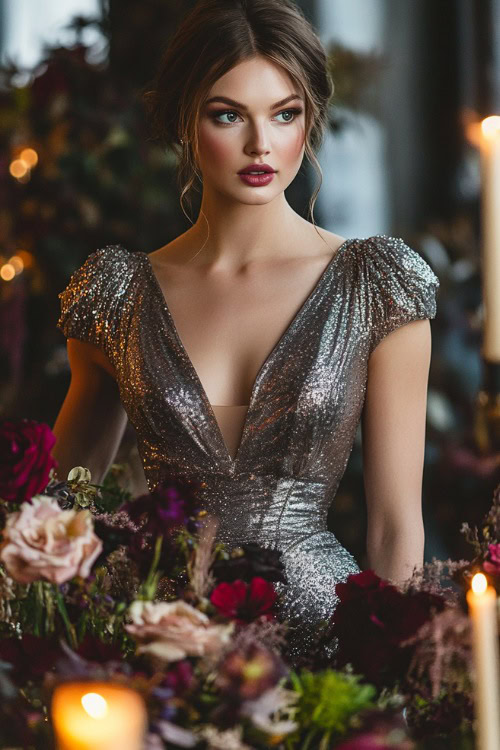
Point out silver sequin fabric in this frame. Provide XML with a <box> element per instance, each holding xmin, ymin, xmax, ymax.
<box><xmin>57</xmin><ymin>234</ymin><xmax>440</xmax><ymax>663</ymax></box>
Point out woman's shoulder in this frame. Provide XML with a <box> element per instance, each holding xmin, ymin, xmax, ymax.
<box><xmin>349</xmin><ymin>234</ymin><xmax>440</xmax><ymax>354</ymax></box>
<box><xmin>360</xmin><ymin>234</ymin><xmax>438</xmax><ymax>278</ymax></box>
<box><xmin>75</xmin><ymin>243</ymin><xmax>141</xmax><ymax>272</ymax></box>
<box><xmin>57</xmin><ymin>243</ymin><xmax>143</xmax><ymax>353</ymax></box>
<box><xmin>60</xmin><ymin>243</ymin><xmax>143</xmax><ymax>298</ymax></box>
<box><xmin>343</xmin><ymin>234</ymin><xmax>439</xmax><ymax>290</ymax></box>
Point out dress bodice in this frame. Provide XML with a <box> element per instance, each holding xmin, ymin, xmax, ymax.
<box><xmin>56</xmin><ymin>234</ymin><xmax>440</xmax><ymax>662</ymax></box>
<box><xmin>211</xmin><ymin>405</ymin><xmax>249</xmax><ymax>461</ymax></box>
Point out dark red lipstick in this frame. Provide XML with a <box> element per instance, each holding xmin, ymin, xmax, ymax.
<box><xmin>238</xmin><ymin>163</ymin><xmax>276</xmax><ymax>186</ymax></box>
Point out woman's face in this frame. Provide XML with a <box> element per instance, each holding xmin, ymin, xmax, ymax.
<box><xmin>196</xmin><ymin>56</ymin><xmax>306</xmax><ymax>204</ymax></box>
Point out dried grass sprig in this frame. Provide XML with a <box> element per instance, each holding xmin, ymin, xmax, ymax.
<box><xmin>396</xmin><ymin>558</ymin><xmax>471</xmax><ymax>603</ymax></box>
<box><xmin>402</xmin><ymin>607</ymin><xmax>473</xmax><ymax>700</ymax></box>
<box><xmin>188</xmin><ymin>513</ymin><xmax>219</xmax><ymax>600</ymax></box>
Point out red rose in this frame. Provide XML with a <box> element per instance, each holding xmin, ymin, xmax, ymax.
<box><xmin>331</xmin><ymin>570</ymin><xmax>445</xmax><ymax>688</ymax></box>
<box><xmin>210</xmin><ymin>576</ymin><xmax>277</xmax><ymax>624</ymax></box>
<box><xmin>0</xmin><ymin>419</ymin><xmax>58</xmax><ymax>504</ymax></box>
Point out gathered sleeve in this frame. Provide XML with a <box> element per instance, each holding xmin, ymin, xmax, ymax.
<box><xmin>56</xmin><ymin>244</ymin><xmax>137</xmax><ymax>361</ymax></box>
<box><xmin>358</xmin><ymin>235</ymin><xmax>440</xmax><ymax>355</ymax></box>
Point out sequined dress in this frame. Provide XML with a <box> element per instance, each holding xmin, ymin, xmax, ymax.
<box><xmin>57</xmin><ymin>235</ymin><xmax>440</xmax><ymax>661</ymax></box>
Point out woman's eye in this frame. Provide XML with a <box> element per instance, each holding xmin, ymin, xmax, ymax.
<box><xmin>212</xmin><ymin>111</ymin><xmax>240</xmax><ymax>125</ymax></box>
<box><xmin>211</xmin><ymin>108</ymin><xmax>303</xmax><ymax>125</ymax></box>
<box><xmin>275</xmin><ymin>108</ymin><xmax>303</xmax><ymax>123</ymax></box>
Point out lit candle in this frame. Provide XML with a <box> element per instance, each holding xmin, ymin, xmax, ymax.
<box><xmin>466</xmin><ymin>573</ymin><xmax>500</xmax><ymax>750</ymax></box>
<box><xmin>479</xmin><ymin>116</ymin><xmax>500</xmax><ymax>361</ymax></box>
<box><xmin>51</xmin><ymin>682</ymin><xmax>147</xmax><ymax>750</ymax></box>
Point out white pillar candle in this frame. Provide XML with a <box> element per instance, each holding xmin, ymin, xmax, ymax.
<box><xmin>466</xmin><ymin>573</ymin><xmax>500</xmax><ymax>750</ymax></box>
<box><xmin>51</xmin><ymin>682</ymin><xmax>147</xmax><ymax>750</ymax></box>
<box><xmin>479</xmin><ymin>116</ymin><xmax>500</xmax><ymax>361</ymax></box>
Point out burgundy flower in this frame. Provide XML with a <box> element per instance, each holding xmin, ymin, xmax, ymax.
<box><xmin>0</xmin><ymin>634</ymin><xmax>62</xmax><ymax>685</ymax></box>
<box><xmin>120</xmin><ymin>478</ymin><xmax>202</xmax><ymax>577</ymax></box>
<box><xmin>215</xmin><ymin>641</ymin><xmax>287</xmax><ymax>701</ymax></box>
<box><xmin>121</xmin><ymin>478</ymin><xmax>201</xmax><ymax>536</ymax></box>
<box><xmin>0</xmin><ymin>419</ymin><xmax>58</xmax><ymax>504</ymax></box>
<box><xmin>0</xmin><ymin>696</ymin><xmax>43</xmax><ymax>749</ymax></box>
<box><xmin>163</xmin><ymin>660</ymin><xmax>195</xmax><ymax>694</ymax></box>
<box><xmin>336</xmin><ymin>734</ymin><xmax>410</xmax><ymax>750</ymax></box>
<box><xmin>484</xmin><ymin>543</ymin><xmax>500</xmax><ymax>575</ymax></box>
<box><xmin>210</xmin><ymin>577</ymin><xmax>278</xmax><ymax>624</ymax></box>
<box><xmin>335</xmin><ymin>708</ymin><xmax>414</xmax><ymax>749</ymax></box>
<box><xmin>331</xmin><ymin>570</ymin><xmax>446</xmax><ymax>688</ymax></box>
<box><xmin>75</xmin><ymin>635</ymin><xmax>124</xmax><ymax>664</ymax></box>
<box><xmin>150</xmin><ymin>662</ymin><xmax>196</xmax><ymax>723</ymax></box>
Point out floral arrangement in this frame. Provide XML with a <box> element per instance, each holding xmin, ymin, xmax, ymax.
<box><xmin>0</xmin><ymin>418</ymin><xmax>498</xmax><ymax>750</ymax></box>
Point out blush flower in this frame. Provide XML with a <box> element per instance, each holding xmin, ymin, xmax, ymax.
<box><xmin>210</xmin><ymin>577</ymin><xmax>278</xmax><ymax>624</ymax></box>
<box><xmin>125</xmin><ymin>599</ymin><xmax>234</xmax><ymax>662</ymax></box>
<box><xmin>484</xmin><ymin>543</ymin><xmax>500</xmax><ymax>575</ymax></box>
<box><xmin>0</xmin><ymin>495</ymin><xmax>102</xmax><ymax>584</ymax></box>
<box><xmin>0</xmin><ymin>419</ymin><xmax>58</xmax><ymax>504</ymax></box>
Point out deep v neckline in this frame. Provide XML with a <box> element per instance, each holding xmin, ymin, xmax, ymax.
<box><xmin>138</xmin><ymin>239</ymin><xmax>352</xmax><ymax>469</ymax></box>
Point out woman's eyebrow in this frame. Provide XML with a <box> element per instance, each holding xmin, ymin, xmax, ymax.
<box><xmin>204</xmin><ymin>94</ymin><xmax>303</xmax><ymax>109</ymax></box>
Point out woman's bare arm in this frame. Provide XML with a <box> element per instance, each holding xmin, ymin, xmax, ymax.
<box><xmin>361</xmin><ymin>318</ymin><xmax>432</xmax><ymax>585</ymax></box>
<box><xmin>51</xmin><ymin>339</ymin><xmax>128</xmax><ymax>485</ymax></box>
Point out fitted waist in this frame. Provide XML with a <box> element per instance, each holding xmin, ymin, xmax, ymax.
<box><xmin>186</xmin><ymin>472</ymin><xmax>331</xmax><ymax>549</ymax></box>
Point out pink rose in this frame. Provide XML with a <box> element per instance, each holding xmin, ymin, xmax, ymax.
<box><xmin>0</xmin><ymin>495</ymin><xmax>102</xmax><ymax>584</ymax></box>
<box><xmin>126</xmin><ymin>600</ymin><xmax>234</xmax><ymax>662</ymax></box>
<box><xmin>484</xmin><ymin>543</ymin><xmax>500</xmax><ymax>575</ymax></box>
<box><xmin>0</xmin><ymin>419</ymin><xmax>58</xmax><ymax>503</ymax></box>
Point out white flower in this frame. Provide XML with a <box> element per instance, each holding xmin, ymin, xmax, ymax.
<box><xmin>240</xmin><ymin>683</ymin><xmax>299</xmax><ymax>736</ymax></box>
<box><xmin>67</xmin><ymin>466</ymin><xmax>92</xmax><ymax>483</ymax></box>
<box><xmin>197</xmin><ymin>724</ymin><xmax>252</xmax><ymax>750</ymax></box>
<box><xmin>157</xmin><ymin>720</ymin><xmax>197</xmax><ymax>747</ymax></box>
<box><xmin>67</xmin><ymin>466</ymin><xmax>93</xmax><ymax>507</ymax></box>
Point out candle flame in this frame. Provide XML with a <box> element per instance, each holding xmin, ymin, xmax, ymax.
<box><xmin>81</xmin><ymin>692</ymin><xmax>108</xmax><ymax>719</ymax></box>
<box><xmin>471</xmin><ymin>572</ymin><xmax>488</xmax><ymax>595</ymax></box>
<box><xmin>481</xmin><ymin>116</ymin><xmax>500</xmax><ymax>140</ymax></box>
<box><xmin>462</xmin><ymin>110</ymin><xmax>500</xmax><ymax>146</ymax></box>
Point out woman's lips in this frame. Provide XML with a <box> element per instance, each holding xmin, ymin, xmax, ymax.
<box><xmin>238</xmin><ymin>172</ymin><xmax>276</xmax><ymax>186</ymax></box>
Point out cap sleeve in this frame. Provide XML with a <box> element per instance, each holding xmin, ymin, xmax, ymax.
<box><xmin>362</xmin><ymin>235</ymin><xmax>440</xmax><ymax>355</ymax></box>
<box><xmin>56</xmin><ymin>244</ymin><xmax>136</xmax><ymax>359</ymax></box>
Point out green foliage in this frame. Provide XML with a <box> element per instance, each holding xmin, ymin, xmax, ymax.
<box><xmin>95</xmin><ymin>463</ymin><xmax>134</xmax><ymax>512</ymax></box>
<box><xmin>290</xmin><ymin>667</ymin><xmax>377</xmax><ymax>745</ymax></box>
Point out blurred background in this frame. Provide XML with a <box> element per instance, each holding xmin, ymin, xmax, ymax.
<box><xmin>0</xmin><ymin>0</ymin><xmax>499</xmax><ymax>569</ymax></box>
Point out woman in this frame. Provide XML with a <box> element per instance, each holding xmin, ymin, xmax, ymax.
<box><xmin>52</xmin><ymin>0</ymin><xmax>440</xmax><ymax>662</ymax></box>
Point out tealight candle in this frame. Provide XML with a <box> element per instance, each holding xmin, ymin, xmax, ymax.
<box><xmin>466</xmin><ymin>573</ymin><xmax>500</xmax><ymax>750</ymax></box>
<box><xmin>51</xmin><ymin>681</ymin><xmax>147</xmax><ymax>750</ymax></box>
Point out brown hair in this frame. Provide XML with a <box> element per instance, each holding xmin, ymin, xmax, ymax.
<box><xmin>142</xmin><ymin>0</ymin><xmax>334</xmax><ymax>234</ymax></box>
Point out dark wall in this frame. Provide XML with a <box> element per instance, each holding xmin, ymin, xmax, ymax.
<box><xmin>382</xmin><ymin>0</ymin><xmax>462</xmax><ymax>234</ymax></box>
